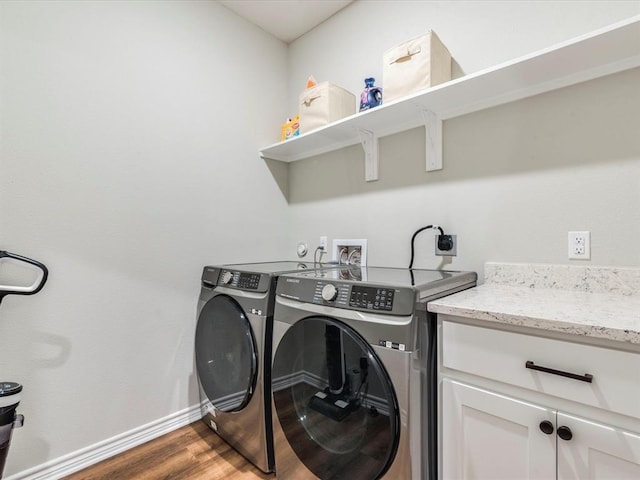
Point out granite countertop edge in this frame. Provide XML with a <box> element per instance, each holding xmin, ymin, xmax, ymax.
<box><xmin>428</xmin><ymin>283</ymin><xmax>640</xmax><ymax>346</ymax></box>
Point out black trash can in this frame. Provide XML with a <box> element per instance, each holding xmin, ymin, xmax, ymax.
<box><xmin>0</xmin><ymin>382</ymin><xmax>23</xmax><ymax>479</ymax></box>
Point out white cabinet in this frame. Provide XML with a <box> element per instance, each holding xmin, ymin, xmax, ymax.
<box><xmin>557</xmin><ymin>412</ymin><xmax>640</xmax><ymax>480</ymax></box>
<box><xmin>440</xmin><ymin>320</ymin><xmax>640</xmax><ymax>480</ymax></box>
<box><xmin>442</xmin><ymin>379</ymin><xmax>640</xmax><ymax>480</ymax></box>
<box><xmin>442</xmin><ymin>379</ymin><xmax>556</xmax><ymax>480</ymax></box>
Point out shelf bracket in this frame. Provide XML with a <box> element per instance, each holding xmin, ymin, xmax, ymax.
<box><xmin>358</xmin><ymin>128</ymin><xmax>379</xmax><ymax>182</ymax></box>
<box><xmin>421</xmin><ymin>108</ymin><xmax>443</xmax><ymax>172</ymax></box>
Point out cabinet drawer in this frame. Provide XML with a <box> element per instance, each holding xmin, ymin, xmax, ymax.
<box><xmin>442</xmin><ymin>322</ymin><xmax>640</xmax><ymax>419</ymax></box>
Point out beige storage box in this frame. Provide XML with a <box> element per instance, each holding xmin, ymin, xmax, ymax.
<box><xmin>299</xmin><ymin>82</ymin><xmax>356</xmax><ymax>134</ymax></box>
<box><xmin>383</xmin><ymin>31</ymin><xmax>452</xmax><ymax>103</ymax></box>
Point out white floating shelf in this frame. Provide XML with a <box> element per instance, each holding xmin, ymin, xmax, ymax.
<box><xmin>260</xmin><ymin>16</ymin><xmax>640</xmax><ymax>182</ymax></box>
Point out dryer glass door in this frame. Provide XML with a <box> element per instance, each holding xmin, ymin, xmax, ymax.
<box><xmin>195</xmin><ymin>295</ymin><xmax>258</xmax><ymax>412</ymax></box>
<box><xmin>272</xmin><ymin>316</ymin><xmax>399</xmax><ymax>480</ymax></box>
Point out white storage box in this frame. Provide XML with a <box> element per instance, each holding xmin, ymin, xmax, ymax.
<box><xmin>383</xmin><ymin>31</ymin><xmax>451</xmax><ymax>103</ymax></box>
<box><xmin>299</xmin><ymin>82</ymin><xmax>355</xmax><ymax>134</ymax></box>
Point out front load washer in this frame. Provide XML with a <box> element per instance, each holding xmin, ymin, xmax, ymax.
<box><xmin>195</xmin><ymin>261</ymin><xmax>334</xmax><ymax>473</ymax></box>
<box><xmin>271</xmin><ymin>266</ymin><xmax>477</xmax><ymax>480</ymax></box>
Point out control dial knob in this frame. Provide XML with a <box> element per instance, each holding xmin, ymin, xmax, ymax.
<box><xmin>321</xmin><ymin>284</ymin><xmax>338</xmax><ymax>302</ymax></box>
<box><xmin>221</xmin><ymin>271</ymin><xmax>234</xmax><ymax>285</ymax></box>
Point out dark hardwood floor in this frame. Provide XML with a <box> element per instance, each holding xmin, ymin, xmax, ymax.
<box><xmin>63</xmin><ymin>421</ymin><xmax>274</xmax><ymax>480</ymax></box>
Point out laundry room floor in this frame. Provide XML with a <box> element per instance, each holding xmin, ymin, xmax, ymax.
<box><xmin>63</xmin><ymin>421</ymin><xmax>273</xmax><ymax>480</ymax></box>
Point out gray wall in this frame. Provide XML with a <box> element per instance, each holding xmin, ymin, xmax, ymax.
<box><xmin>285</xmin><ymin>1</ymin><xmax>640</xmax><ymax>277</ymax></box>
<box><xmin>0</xmin><ymin>1</ymin><xmax>289</xmax><ymax>475</ymax></box>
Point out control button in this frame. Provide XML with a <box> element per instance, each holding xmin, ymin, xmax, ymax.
<box><xmin>321</xmin><ymin>284</ymin><xmax>338</xmax><ymax>302</ymax></box>
<box><xmin>221</xmin><ymin>271</ymin><xmax>234</xmax><ymax>285</ymax></box>
<box><xmin>238</xmin><ymin>273</ymin><xmax>260</xmax><ymax>289</ymax></box>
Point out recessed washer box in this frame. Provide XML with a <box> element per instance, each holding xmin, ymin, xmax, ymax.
<box><xmin>332</xmin><ymin>239</ymin><xmax>367</xmax><ymax>266</ymax></box>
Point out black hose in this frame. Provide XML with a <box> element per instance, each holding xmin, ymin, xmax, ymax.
<box><xmin>409</xmin><ymin>225</ymin><xmax>444</xmax><ymax>269</ymax></box>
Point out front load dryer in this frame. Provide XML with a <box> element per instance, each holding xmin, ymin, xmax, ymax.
<box><xmin>271</xmin><ymin>266</ymin><xmax>477</xmax><ymax>480</ymax></box>
<box><xmin>195</xmin><ymin>261</ymin><xmax>333</xmax><ymax>474</ymax></box>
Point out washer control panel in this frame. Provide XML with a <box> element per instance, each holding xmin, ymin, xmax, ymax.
<box><xmin>313</xmin><ymin>282</ymin><xmax>350</xmax><ymax>307</ymax></box>
<box><xmin>218</xmin><ymin>270</ymin><xmax>264</xmax><ymax>291</ymax></box>
<box><xmin>287</xmin><ymin>279</ymin><xmax>414</xmax><ymax>315</ymax></box>
<box><xmin>321</xmin><ymin>283</ymin><xmax>339</xmax><ymax>302</ymax></box>
<box><xmin>349</xmin><ymin>285</ymin><xmax>394</xmax><ymax>311</ymax></box>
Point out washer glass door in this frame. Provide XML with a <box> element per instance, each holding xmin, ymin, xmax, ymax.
<box><xmin>195</xmin><ymin>294</ymin><xmax>257</xmax><ymax>412</ymax></box>
<box><xmin>272</xmin><ymin>316</ymin><xmax>399</xmax><ymax>480</ymax></box>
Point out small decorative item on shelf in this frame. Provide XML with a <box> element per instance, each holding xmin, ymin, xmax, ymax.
<box><xmin>359</xmin><ymin>77</ymin><xmax>383</xmax><ymax>112</ymax></box>
<box><xmin>280</xmin><ymin>115</ymin><xmax>300</xmax><ymax>141</ymax></box>
<box><xmin>306</xmin><ymin>75</ymin><xmax>317</xmax><ymax>89</ymax></box>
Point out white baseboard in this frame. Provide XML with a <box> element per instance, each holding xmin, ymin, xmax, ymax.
<box><xmin>5</xmin><ymin>402</ymin><xmax>204</xmax><ymax>480</ymax></box>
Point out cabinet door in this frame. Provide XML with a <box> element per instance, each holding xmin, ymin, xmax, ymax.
<box><xmin>557</xmin><ymin>412</ymin><xmax>640</xmax><ymax>479</ymax></box>
<box><xmin>442</xmin><ymin>379</ymin><xmax>556</xmax><ymax>480</ymax></box>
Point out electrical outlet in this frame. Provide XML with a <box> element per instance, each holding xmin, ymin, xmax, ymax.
<box><xmin>319</xmin><ymin>236</ymin><xmax>328</xmax><ymax>251</ymax></box>
<box><xmin>435</xmin><ymin>234</ymin><xmax>457</xmax><ymax>256</ymax></box>
<box><xmin>568</xmin><ymin>231</ymin><xmax>590</xmax><ymax>260</ymax></box>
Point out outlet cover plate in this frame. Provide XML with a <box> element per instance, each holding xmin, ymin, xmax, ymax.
<box><xmin>568</xmin><ymin>231</ymin><xmax>590</xmax><ymax>260</ymax></box>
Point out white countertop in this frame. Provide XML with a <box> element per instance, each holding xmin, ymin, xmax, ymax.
<box><xmin>428</xmin><ymin>263</ymin><xmax>640</xmax><ymax>346</ymax></box>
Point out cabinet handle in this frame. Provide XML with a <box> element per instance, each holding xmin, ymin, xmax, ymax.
<box><xmin>557</xmin><ymin>425</ymin><xmax>573</xmax><ymax>441</ymax></box>
<box><xmin>525</xmin><ymin>361</ymin><xmax>593</xmax><ymax>383</ymax></box>
<box><xmin>539</xmin><ymin>420</ymin><xmax>554</xmax><ymax>435</ymax></box>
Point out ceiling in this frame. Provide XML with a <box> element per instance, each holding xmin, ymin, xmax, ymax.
<box><xmin>218</xmin><ymin>0</ymin><xmax>353</xmax><ymax>43</ymax></box>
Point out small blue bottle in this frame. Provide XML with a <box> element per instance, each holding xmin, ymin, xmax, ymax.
<box><xmin>359</xmin><ymin>77</ymin><xmax>383</xmax><ymax>112</ymax></box>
